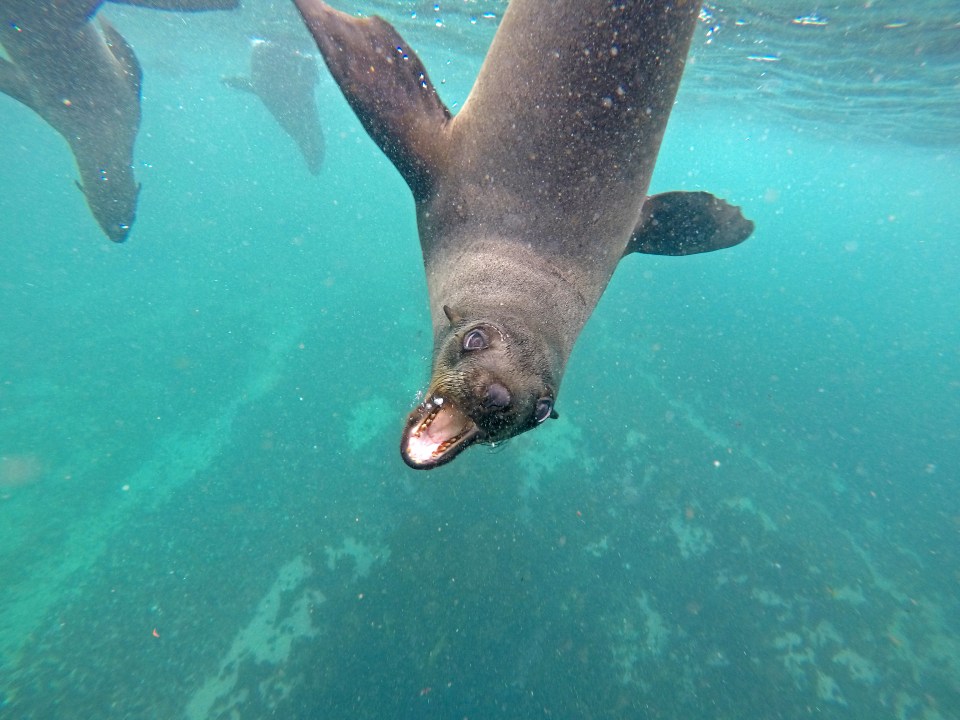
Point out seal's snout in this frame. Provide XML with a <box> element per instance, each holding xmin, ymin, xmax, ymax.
<box><xmin>483</xmin><ymin>382</ymin><xmax>511</xmax><ymax>409</ymax></box>
<box><xmin>106</xmin><ymin>221</ymin><xmax>132</xmax><ymax>243</ymax></box>
<box><xmin>400</xmin><ymin>395</ymin><xmax>480</xmax><ymax>469</ymax></box>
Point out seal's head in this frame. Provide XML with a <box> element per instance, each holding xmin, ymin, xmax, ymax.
<box><xmin>76</xmin><ymin>173</ymin><xmax>140</xmax><ymax>243</ymax></box>
<box><xmin>401</xmin><ymin>306</ymin><xmax>559</xmax><ymax>469</ymax></box>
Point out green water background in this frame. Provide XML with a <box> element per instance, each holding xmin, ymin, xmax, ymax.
<box><xmin>1</xmin><ymin>2</ymin><xmax>958</xmax><ymax>718</ymax></box>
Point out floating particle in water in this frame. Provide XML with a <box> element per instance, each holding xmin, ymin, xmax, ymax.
<box><xmin>792</xmin><ymin>14</ymin><xmax>829</xmax><ymax>27</ymax></box>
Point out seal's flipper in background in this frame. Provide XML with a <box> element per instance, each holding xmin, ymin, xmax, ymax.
<box><xmin>625</xmin><ymin>191</ymin><xmax>755</xmax><ymax>258</ymax></box>
<box><xmin>75</xmin><ymin>0</ymin><xmax>238</xmax><ymax>21</ymax></box>
<box><xmin>99</xmin><ymin>17</ymin><xmax>143</xmax><ymax>98</ymax></box>
<box><xmin>106</xmin><ymin>0</ymin><xmax>240</xmax><ymax>10</ymax></box>
<box><xmin>293</xmin><ymin>0</ymin><xmax>450</xmax><ymax>198</ymax></box>
<box><xmin>0</xmin><ymin>58</ymin><xmax>30</xmax><ymax>107</ymax></box>
<box><xmin>221</xmin><ymin>75</ymin><xmax>255</xmax><ymax>93</ymax></box>
<box><xmin>223</xmin><ymin>39</ymin><xmax>326</xmax><ymax>175</ymax></box>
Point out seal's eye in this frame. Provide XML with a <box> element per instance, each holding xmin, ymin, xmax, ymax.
<box><xmin>462</xmin><ymin>328</ymin><xmax>489</xmax><ymax>351</ymax></box>
<box><xmin>535</xmin><ymin>397</ymin><xmax>554</xmax><ymax>424</ymax></box>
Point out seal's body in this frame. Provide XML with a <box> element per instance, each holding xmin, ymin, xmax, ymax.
<box><xmin>294</xmin><ymin>0</ymin><xmax>754</xmax><ymax>468</ymax></box>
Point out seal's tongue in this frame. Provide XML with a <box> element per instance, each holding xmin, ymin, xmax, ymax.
<box><xmin>401</xmin><ymin>396</ymin><xmax>479</xmax><ymax>469</ymax></box>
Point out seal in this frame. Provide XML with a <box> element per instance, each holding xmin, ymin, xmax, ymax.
<box><xmin>223</xmin><ymin>38</ymin><xmax>325</xmax><ymax>176</ymax></box>
<box><xmin>294</xmin><ymin>0</ymin><xmax>755</xmax><ymax>468</ymax></box>
<box><xmin>0</xmin><ymin>0</ymin><xmax>238</xmax><ymax>242</ymax></box>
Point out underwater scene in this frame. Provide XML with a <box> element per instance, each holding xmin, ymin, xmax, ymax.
<box><xmin>1</xmin><ymin>1</ymin><xmax>958</xmax><ymax>718</ymax></box>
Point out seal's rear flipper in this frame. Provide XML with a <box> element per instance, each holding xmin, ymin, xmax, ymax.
<box><xmin>625</xmin><ymin>191</ymin><xmax>755</xmax><ymax>257</ymax></box>
<box><xmin>293</xmin><ymin>0</ymin><xmax>451</xmax><ymax>199</ymax></box>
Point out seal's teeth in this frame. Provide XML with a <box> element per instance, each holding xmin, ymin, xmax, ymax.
<box><xmin>404</xmin><ymin>397</ymin><xmax>475</xmax><ymax>465</ymax></box>
<box><xmin>435</xmin><ymin>434</ymin><xmax>461</xmax><ymax>455</ymax></box>
<box><xmin>414</xmin><ymin>405</ymin><xmax>440</xmax><ymax>436</ymax></box>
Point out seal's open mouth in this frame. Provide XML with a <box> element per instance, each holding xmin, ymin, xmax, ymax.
<box><xmin>401</xmin><ymin>395</ymin><xmax>480</xmax><ymax>469</ymax></box>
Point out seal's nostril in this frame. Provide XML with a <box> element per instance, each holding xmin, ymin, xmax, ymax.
<box><xmin>484</xmin><ymin>383</ymin><xmax>512</xmax><ymax>408</ymax></box>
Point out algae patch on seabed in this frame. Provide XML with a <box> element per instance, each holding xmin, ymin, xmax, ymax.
<box><xmin>345</xmin><ymin>396</ymin><xmax>393</xmax><ymax>451</ymax></box>
<box><xmin>611</xmin><ymin>591</ymin><xmax>671</xmax><ymax>686</ymax></box>
<box><xmin>325</xmin><ymin>536</ymin><xmax>391</xmax><ymax>580</ymax></box>
<box><xmin>184</xmin><ymin>556</ymin><xmax>325</xmax><ymax>720</ymax></box>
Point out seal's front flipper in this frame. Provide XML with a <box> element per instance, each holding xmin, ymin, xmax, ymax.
<box><xmin>293</xmin><ymin>0</ymin><xmax>451</xmax><ymax>199</ymax></box>
<box><xmin>625</xmin><ymin>191</ymin><xmax>755</xmax><ymax>257</ymax></box>
<box><xmin>99</xmin><ymin>18</ymin><xmax>143</xmax><ymax>98</ymax></box>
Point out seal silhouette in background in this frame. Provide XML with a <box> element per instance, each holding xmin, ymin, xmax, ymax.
<box><xmin>223</xmin><ymin>38</ymin><xmax>325</xmax><ymax>176</ymax></box>
<box><xmin>0</xmin><ymin>0</ymin><xmax>238</xmax><ymax>242</ymax></box>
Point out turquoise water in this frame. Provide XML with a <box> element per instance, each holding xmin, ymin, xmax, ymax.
<box><xmin>1</xmin><ymin>1</ymin><xmax>958</xmax><ymax>718</ymax></box>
